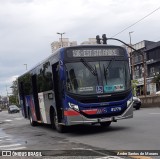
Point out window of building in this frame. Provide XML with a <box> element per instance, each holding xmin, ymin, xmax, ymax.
<box><xmin>150</xmin><ymin>67</ymin><xmax>155</xmax><ymax>76</ymax></box>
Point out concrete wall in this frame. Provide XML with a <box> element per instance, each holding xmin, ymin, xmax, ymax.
<box><xmin>140</xmin><ymin>95</ymin><xmax>160</xmax><ymax>107</ymax></box>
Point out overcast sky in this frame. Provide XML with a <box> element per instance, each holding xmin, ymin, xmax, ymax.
<box><xmin>0</xmin><ymin>0</ymin><xmax>160</xmax><ymax>96</ymax></box>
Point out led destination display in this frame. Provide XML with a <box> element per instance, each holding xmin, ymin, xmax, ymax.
<box><xmin>66</xmin><ymin>47</ymin><xmax>125</xmax><ymax>58</ymax></box>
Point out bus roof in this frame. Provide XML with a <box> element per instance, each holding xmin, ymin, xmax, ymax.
<box><xmin>18</xmin><ymin>44</ymin><xmax>127</xmax><ymax>78</ymax></box>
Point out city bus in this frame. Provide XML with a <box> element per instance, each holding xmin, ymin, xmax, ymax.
<box><xmin>18</xmin><ymin>45</ymin><xmax>133</xmax><ymax>132</ymax></box>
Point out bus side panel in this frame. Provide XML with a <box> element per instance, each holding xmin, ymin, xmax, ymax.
<box><xmin>25</xmin><ymin>95</ymin><xmax>37</xmax><ymax>121</ymax></box>
<box><xmin>38</xmin><ymin>91</ymin><xmax>56</xmax><ymax>124</ymax></box>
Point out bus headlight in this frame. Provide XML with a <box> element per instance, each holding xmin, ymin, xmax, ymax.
<box><xmin>68</xmin><ymin>102</ymin><xmax>79</xmax><ymax>111</ymax></box>
<box><xmin>127</xmin><ymin>97</ymin><xmax>133</xmax><ymax>107</ymax></box>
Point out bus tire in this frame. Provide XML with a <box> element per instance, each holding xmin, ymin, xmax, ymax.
<box><xmin>100</xmin><ymin>121</ymin><xmax>111</xmax><ymax>128</ymax></box>
<box><xmin>29</xmin><ymin>110</ymin><xmax>37</xmax><ymax>126</ymax></box>
<box><xmin>50</xmin><ymin>108</ymin><xmax>55</xmax><ymax>129</ymax></box>
<box><xmin>135</xmin><ymin>107</ymin><xmax>140</xmax><ymax>110</ymax></box>
<box><xmin>54</xmin><ymin>111</ymin><xmax>66</xmax><ymax>133</ymax></box>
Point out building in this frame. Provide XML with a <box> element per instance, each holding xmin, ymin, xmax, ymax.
<box><xmin>51</xmin><ymin>38</ymin><xmax>77</xmax><ymax>53</ymax></box>
<box><xmin>145</xmin><ymin>41</ymin><xmax>160</xmax><ymax>92</ymax></box>
<box><xmin>81</xmin><ymin>38</ymin><xmax>97</xmax><ymax>45</ymax></box>
<box><xmin>128</xmin><ymin>40</ymin><xmax>155</xmax><ymax>95</ymax></box>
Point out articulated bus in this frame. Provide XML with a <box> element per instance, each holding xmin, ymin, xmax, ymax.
<box><xmin>18</xmin><ymin>45</ymin><xmax>133</xmax><ymax>132</ymax></box>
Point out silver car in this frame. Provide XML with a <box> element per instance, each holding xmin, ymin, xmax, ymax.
<box><xmin>8</xmin><ymin>105</ymin><xmax>20</xmax><ymax>113</ymax></box>
<box><xmin>133</xmin><ymin>96</ymin><xmax>141</xmax><ymax>110</ymax></box>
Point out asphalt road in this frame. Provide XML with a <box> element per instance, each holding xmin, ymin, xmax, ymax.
<box><xmin>0</xmin><ymin>107</ymin><xmax>160</xmax><ymax>158</ymax></box>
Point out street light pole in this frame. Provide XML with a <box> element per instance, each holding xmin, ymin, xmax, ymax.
<box><xmin>129</xmin><ymin>31</ymin><xmax>134</xmax><ymax>80</ymax></box>
<box><xmin>24</xmin><ymin>64</ymin><xmax>27</xmax><ymax>70</ymax></box>
<box><xmin>57</xmin><ymin>32</ymin><xmax>65</xmax><ymax>47</ymax></box>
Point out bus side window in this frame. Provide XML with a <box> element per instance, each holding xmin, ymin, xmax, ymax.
<box><xmin>69</xmin><ymin>69</ymin><xmax>78</xmax><ymax>90</ymax></box>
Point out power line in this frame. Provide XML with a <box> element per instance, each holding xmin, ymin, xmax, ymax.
<box><xmin>111</xmin><ymin>6</ymin><xmax>160</xmax><ymax>38</ymax></box>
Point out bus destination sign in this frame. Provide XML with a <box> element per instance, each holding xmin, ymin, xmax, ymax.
<box><xmin>68</xmin><ymin>49</ymin><xmax>120</xmax><ymax>58</ymax></box>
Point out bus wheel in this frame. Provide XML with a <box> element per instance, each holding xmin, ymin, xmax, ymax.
<box><xmin>100</xmin><ymin>121</ymin><xmax>111</xmax><ymax>128</ymax></box>
<box><xmin>54</xmin><ymin>111</ymin><xmax>66</xmax><ymax>133</ymax></box>
<box><xmin>29</xmin><ymin>110</ymin><xmax>37</xmax><ymax>126</ymax></box>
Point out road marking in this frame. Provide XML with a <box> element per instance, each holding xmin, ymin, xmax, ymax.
<box><xmin>0</xmin><ymin>143</ymin><xmax>21</xmax><ymax>148</ymax></box>
<box><xmin>4</xmin><ymin>119</ymin><xmax>13</xmax><ymax>121</ymax></box>
<box><xmin>5</xmin><ymin>139</ymin><xmax>12</xmax><ymax>141</ymax></box>
<box><xmin>0</xmin><ymin>136</ymin><xmax>9</xmax><ymax>139</ymax></box>
<box><xmin>130</xmin><ymin>156</ymin><xmax>152</xmax><ymax>159</ymax></box>
<box><xmin>149</xmin><ymin>113</ymin><xmax>160</xmax><ymax>115</ymax></box>
<box><xmin>14</xmin><ymin>118</ymin><xmax>23</xmax><ymax>120</ymax></box>
<box><xmin>5</xmin><ymin>146</ymin><xmax>26</xmax><ymax>150</ymax></box>
<box><xmin>72</xmin><ymin>148</ymin><xmax>86</xmax><ymax>150</ymax></box>
<box><xmin>96</xmin><ymin>156</ymin><xmax>124</xmax><ymax>159</ymax></box>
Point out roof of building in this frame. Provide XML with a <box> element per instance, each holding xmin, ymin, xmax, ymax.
<box><xmin>145</xmin><ymin>41</ymin><xmax>160</xmax><ymax>51</ymax></box>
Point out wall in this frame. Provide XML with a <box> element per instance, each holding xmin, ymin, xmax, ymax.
<box><xmin>140</xmin><ymin>95</ymin><xmax>160</xmax><ymax>107</ymax></box>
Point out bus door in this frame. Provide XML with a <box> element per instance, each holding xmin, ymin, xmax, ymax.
<box><xmin>19</xmin><ymin>82</ymin><xmax>27</xmax><ymax>118</ymax></box>
<box><xmin>31</xmin><ymin>74</ymin><xmax>41</xmax><ymax>121</ymax></box>
<box><xmin>52</xmin><ymin>63</ymin><xmax>63</xmax><ymax>122</ymax></box>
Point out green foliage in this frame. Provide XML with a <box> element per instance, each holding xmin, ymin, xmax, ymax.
<box><xmin>10</xmin><ymin>79</ymin><xmax>19</xmax><ymax>105</ymax></box>
<box><xmin>152</xmin><ymin>74</ymin><xmax>160</xmax><ymax>90</ymax></box>
<box><xmin>131</xmin><ymin>80</ymin><xmax>138</xmax><ymax>96</ymax></box>
<box><xmin>9</xmin><ymin>95</ymin><xmax>18</xmax><ymax>105</ymax></box>
<box><xmin>152</xmin><ymin>74</ymin><xmax>160</xmax><ymax>83</ymax></box>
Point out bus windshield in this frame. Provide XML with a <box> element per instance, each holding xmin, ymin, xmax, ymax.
<box><xmin>65</xmin><ymin>60</ymin><xmax>130</xmax><ymax>95</ymax></box>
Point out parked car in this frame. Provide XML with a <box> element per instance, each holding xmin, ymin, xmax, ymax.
<box><xmin>133</xmin><ymin>96</ymin><xmax>141</xmax><ymax>110</ymax></box>
<box><xmin>8</xmin><ymin>105</ymin><xmax>20</xmax><ymax>114</ymax></box>
<box><xmin>156</xmin><ymin>91</ymin><xmax>160</xmax><ymax>95</ymax></box>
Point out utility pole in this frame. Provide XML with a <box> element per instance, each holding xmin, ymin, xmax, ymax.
<box><xmin>5</xmin><ymin>85</ymin><xmax>9</xmax><ymax>107</ymax></box>
<box><xmin>57</xmin><ymin>32</ymin><xmax>65</xmax><ymax>47</ymax></box>
<box><xmin>129</xmin><ymin>31</ymin><xmax>134</xmax><ymax>80</ymax></box>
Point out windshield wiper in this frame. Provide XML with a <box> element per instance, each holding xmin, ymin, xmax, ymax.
<box><xmin>80</xmin><ymin>58</ymin><xmax>99</xmax><ymax>85</ymax></box>
<box><xmin>103</xmin><ymin>57</ymin><xmax>115</xmax><ymax>84</ymax></box>
<box><xmin>104</xmin><ymin>57</ymin><xmax>115</xmax><ymax>74</ymax></box>
<box><xmin>80</xmin><ymin>58</ymin><xmax>98</xmax><ymax>76</ymax></box>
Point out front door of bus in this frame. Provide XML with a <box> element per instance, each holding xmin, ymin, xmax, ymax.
<box><xmin>52</xmin><ymin>63</ymin><xmax>63</xmax><ymax>122</ymax></box>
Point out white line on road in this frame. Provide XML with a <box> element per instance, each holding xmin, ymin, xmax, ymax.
<box><xmin>96</xmin><ymin>156</ymin><xmax>124</xmax><ymax>159</ymax></box>
<box><xmin>0</xmin><ymin>143</ymin><xmax>21</xmax><ymax>148</ymax></box>
<box><xmin>5</xmin><ymin>139</ymin><xmax>12</xmax><ymax>141</ymax></box>
<box><xmin>72</xmin><ymin>148</ymin><xmax>87</xmax><ymax>150</ymax></box>
<box><xmin>4</xmin><ymin>120</ymin><xmax>12</xmax><ymax>122</ymax></box>
<box><xmin>0</xmin><ymin>136</ymin><xmax>9</xmax><ymax>139</ymax></box>
<box><xmin>14</xmin><ymin>118</ymin><xmax>23</xmax><ymax>120</ymax></box>
<box><xmin>149</xmin><ymin>113</ymin><xmax>160</xmax><ymax>115</ymax></box>
<box><xmin>5</xmin><ymin>146</ymin><xmax>26</xmax><ymax>150</ymax></box>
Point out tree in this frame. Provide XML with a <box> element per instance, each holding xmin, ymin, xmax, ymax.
<box><xmin>10</xmin><ymin>79</ymin><xmax>19</xmax><ymax>105</ymax></box>
<box><xmin>152</xmin><ymin>74</ymin><xmax>160</xmax><ymax>91</ymax></box>
<box><xmin>9</xmin><ymin>95</ymin><xmax>18</xmax><ymax>105</ymax></box>
<box><xmin>11</xmin><ymin>80</ymin><xmax>18</xmax><ymax>96</ymax></box>
<box><xmin>131</xmin><ymin>80</ymin><xmax>138</xmax><ymax>96</ymax></box>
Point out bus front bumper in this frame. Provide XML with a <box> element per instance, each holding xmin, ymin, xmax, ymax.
<box><xmin>65</xmin><ymin>102</ymin><xmax>133</xmax><ymax>126</ymax></box>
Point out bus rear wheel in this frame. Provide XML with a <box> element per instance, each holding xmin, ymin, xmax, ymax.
<box><xmin>54</xmin><ymin>111</ymin><xmax>66</xmax><ymax>133</ymax></box>
<box><xmin>29</xmin><ymin>110</ymin><xmax>37</xmax><ymax>126</ymax></box>
<box><xmin>100</xmin><ymin>121</ymin><xmax>111</xmax><ymax>128</ymax></box>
